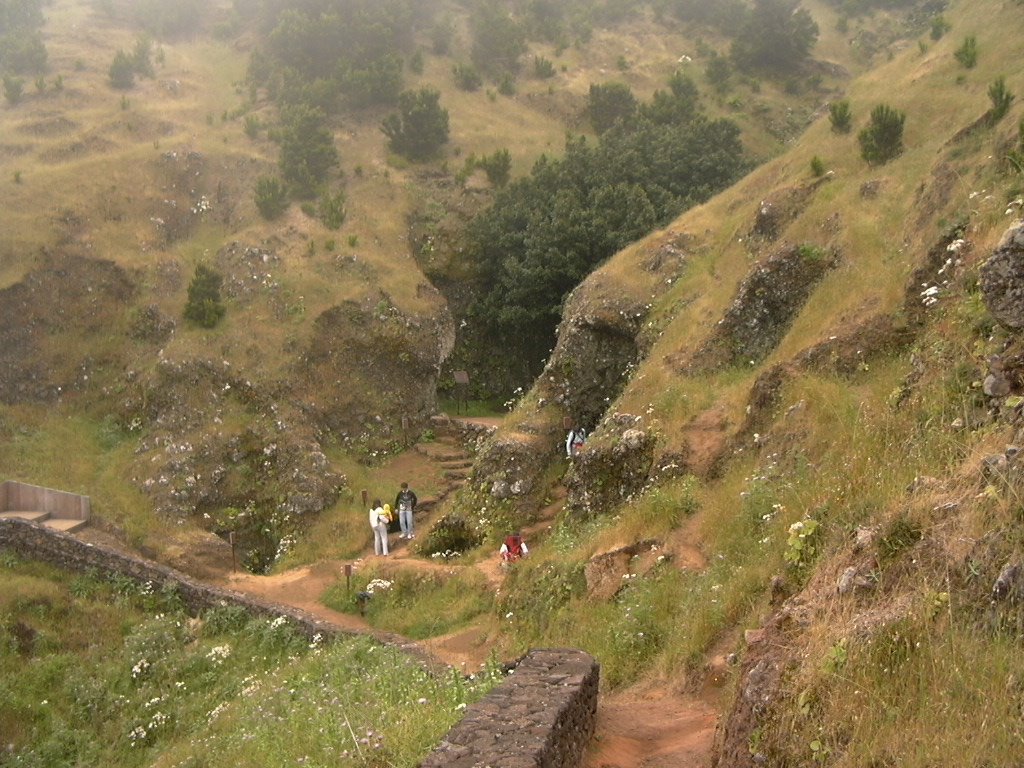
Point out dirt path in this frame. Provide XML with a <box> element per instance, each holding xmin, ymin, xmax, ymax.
<box><xmin>176</xmin><ymin>419</ymin><xmax>721</xmax><ymax>767</ymax></box>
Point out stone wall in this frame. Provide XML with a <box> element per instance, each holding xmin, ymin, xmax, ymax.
<box><xmin>421</xmin><ymin>648</ymin><xmax>599</xmax><ymax>768</ymax></box>
<box><xmin>1</xmin><ymin>518</ymin><xmax>601</xmax><ymax>768</ymax></box>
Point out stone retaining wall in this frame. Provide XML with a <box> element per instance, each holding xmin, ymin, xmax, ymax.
<box><xmin>421</xmin><ymin>648</ymin><xmax>599</xmax><ymax>768</ymax></box>
<box><xmin>1</xmin><ymin>518</ymin><xmax>600</xmax><ymax>768</ymax></box>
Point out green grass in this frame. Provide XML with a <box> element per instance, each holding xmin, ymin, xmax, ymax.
<box><xmin>0</xmin><ymin>554</ymin><xmax>502</xmax><ymax>767</ymax></box>
<box><xmin>323</xmin><ymin>565</ymin><xmax>494</xmax><ymax>640</ymax></box>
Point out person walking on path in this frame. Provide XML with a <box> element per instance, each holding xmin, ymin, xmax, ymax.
<box><xmin>500</xmin><ymin>531</ymin><xmax>528</xmax><ymax>564</ymax></box>
<box><xmin>394</xmin><ymin>481</ymin><xmax>418</xmax><ymax>539</ymax></box>
<box><xmin>369</xmin><ymin>498</ymin><xmax>390</xmax><ymax>556</ymax></box>
<box><xmin>566</xmin><ymin>427</ymin><xmax>586</xmax><ymax>458</ymax></box>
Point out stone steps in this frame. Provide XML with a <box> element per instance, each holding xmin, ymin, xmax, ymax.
<box><xmin>0</xmin><ymin>510</ymin><xmax>89</xmax><ymax>533</ymax></box>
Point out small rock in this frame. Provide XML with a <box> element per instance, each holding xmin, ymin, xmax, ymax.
<box><xmin>984</xmin><ymin>374</ymin><xmax>1011</xmax><ymax>397</ymax></box>
<box><xmin>853</xmin><ymin>526</ymin><xmax>877</xmax><ymax>552</ymax></box>
<box><xmin>744</xmin><ymin>628</ymin><xmax>766</xmax><ymax>646</ymax></box>
<box><xmin>993</xmin><ymin>562</ymin><xmax>1023</xmax><ymax>601</ymax></box>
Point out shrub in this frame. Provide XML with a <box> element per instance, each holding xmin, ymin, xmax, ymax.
<box><xmin>828</xmin><ymin>100</ymin><xmax>852</xmax><ymax>133</ymax></box>
<box><xmin>954</xmin><ymin>36</ymin><xmax>977</xmax><ymax>69</ymax></box>
<box><xmin>183</xmin><ymin>263</ymin><xmax>226</xmax><ymax>328</ymax></box>
<box><xmin>420</xmin><ymin>513</ymin><xmax>482</xmax><ymax>556</ymax></box>
<box><xmin>3</xmin><ymin>74</ymin><xmax>24</xmax><ymax>105</ymax></box>
<box><xmin>810</xmin><ymin>155</ymin><xmax>826</xmax><ymax>177</ymax></box>
<box><xmin>381</xmin><ymin>88</ymin><xmax>450</xmax><ymax>161</ymax></box>
<box><xmin>254</xmin><ymin>176</ymin><xmax>288</xmax><ymax>219</ymax></box>
<box><xmin>930</xmin><ymin>15</ymin><xmax>950</xmax><ymax>41</ymax></box>
<box><xmin>478</xmin><ymin>148</ymin><xmax>512</xmax><ymax>187</ymax></box>
<box><xmin>108</xmin><ymin>50</ymin><xmax>134</xmax><ymax>89</ymax></box>
<box><xmin>533</xmin><ymin>56</ymin><xmax>556</xmax><ymax>79</ymax></box>
<box><xmin>453</xmin><ymin>62</ymin><xmax>482</xmax><ymax>91</ymax></box>
<box><xmin>243</xmin><ymin>114</ymin><xmax>261</xmax><ymax>138</ymax></box>
<box><xmin>318</xmin><ymin>188</ymin><xmax>346</xmax><ymax>229</ymax></box>
<box><xmin>858</xmin><ymin>103</ymin><xmax>905</xmax><ymax>165</ymax></box>
<box><xmin>988</xmin><ymin>76</ymin><xmax>1015</xmax><ymax>123</ymax></box>
<box><xmin>705</xmin><ymin>55</ymin><xmax>731</xmax><ymax>92</ymax></box>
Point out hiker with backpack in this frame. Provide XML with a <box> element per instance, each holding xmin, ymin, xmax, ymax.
<box><xmin>500</xmin><ymin>531</ymin><xmax>529</xmax><ymax>564</ymax></box>
<box><xmin>368</xmin><ymin>498</ymin><xmax>390</xmax><ymax>556</ymax></box>
<box><xmin>394</xmin><ymin>481</ymin><xmax>418</xmax><ymax>540</ymax></box>
<box><xmin>566</xmin><ymin>427</ymin><xmax>586</xmax><ymax>458</ymax></box>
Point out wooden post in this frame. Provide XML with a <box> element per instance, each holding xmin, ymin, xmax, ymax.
<box><xmin>228</xmin><ymin>531</ymin><xmax>236</xmax><ymax>573</ymax></box>
<box><xmin>361</xmin><ymin>489</ymin><xmax>368</xmax><ymax>508</ymax></box>
<box><xmin>345</xmin><ymin>563</ymin><xmax>353</xmax><ymax>594</ymax></box>
<box><xmin>454</xmin><ymin>370</ymin><xmax>470</xmax><ymax>414</ymax></box>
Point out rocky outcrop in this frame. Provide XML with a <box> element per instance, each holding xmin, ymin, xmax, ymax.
<box><xmin>687</xmin><ymin>244</ymin><xmax>840</xmax><ymax>372</ymax></box>
<box><xmin>0</xmin><ymin>251</ymin><xmax>136</xmax><ymax>404</ymax></box>
<box><xmin>564</xmin><ymin>414</ymin><xmax>656</xmax><ymax>518</ymax></box>
<box><xmin>980</xmin><ymin>221</ymin><xmax>1024</xmax><ymax>329</ymax></box>
<box><xmin>298</xmin><ymin>297</ymin><xmax>453</xmax><ymax>440</ymax></box>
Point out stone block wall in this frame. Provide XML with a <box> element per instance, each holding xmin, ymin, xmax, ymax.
<box><xmin>1</xmin><ymin>518</ymin><xmax>600</xmax><ymax>768</ymax></box>
<box><xmin>421</xmin><ymin>648</ymin><xmax>599</xmax><ymax>768</ymax></box>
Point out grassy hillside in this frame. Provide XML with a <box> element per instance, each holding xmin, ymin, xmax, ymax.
<box><xmin>6</xmin><ymin>0</ymin><xmax>1024</xmax><ymax>764</ymax></box>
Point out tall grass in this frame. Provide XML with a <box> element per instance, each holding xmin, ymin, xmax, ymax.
<box><xmin>0</xmin><ymin>554</ymin><xmax>501</xmax><ymax>767</ymax></box>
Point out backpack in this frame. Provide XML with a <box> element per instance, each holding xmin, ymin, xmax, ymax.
<box><xmin>380</xmin><ymin>504</ymin><xmax>392</xmax><ymax>524</ymax></box>
<box><xmin>504</xmin><ymin>534</ymin><xmax>523</xmax><ymax>560</ymax></box>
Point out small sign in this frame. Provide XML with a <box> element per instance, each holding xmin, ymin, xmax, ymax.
<box><xmin>453</xmin><ymin>370</ymin><xmax>470</xmax><ymax>385</ymax></box>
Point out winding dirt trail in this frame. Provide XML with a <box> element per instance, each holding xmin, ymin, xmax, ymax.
<box><xmin>195</xmin><ymin>420</ymin><xmax>722</xmax><ymax>767</ymax></box>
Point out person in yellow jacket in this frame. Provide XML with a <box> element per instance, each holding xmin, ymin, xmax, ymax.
<box><xmin>368</xmin><ymin>499</ymin><xmax>390</xmax><ymax>556</ymax></box>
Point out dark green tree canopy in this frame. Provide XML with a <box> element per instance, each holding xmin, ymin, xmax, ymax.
<box><xmin>588</xmin><ymin>82</ymin><xmax>638</xmax><ymax>134</ymax></box>
<box><xmin>731</xmin><ymin>0</ymin><xmax>819</xmax><ymax>73</ymax></box>
<box><xmin>278</xmin><ymin>104</ymin><xmax>339</xmax><ymax>198</ymax></box>
<box><xmin>470</xmin><ymin>2</ymin><xmax>527</xmax><ymax>77</ymax></box>
<box><xmin>381</xmin><ymin>88</ymin><xmax>450</xmax><ymax>161</ymax></box>
<box><xmin>183</xmin><ymin>264</ymin><xmax>226</xmax><ymax>328</ymax></box>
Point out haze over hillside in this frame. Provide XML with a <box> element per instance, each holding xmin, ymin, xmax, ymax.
<box><xmin>4</xmin><ymin>0</ymin><xmax>1024</xmax><ymax>765</ymax></box>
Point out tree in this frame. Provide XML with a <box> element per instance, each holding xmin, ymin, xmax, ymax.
<box><xmin>183</xmin><ymin>264</ymin><xmax>226</xmax><ymax>328</ymax></box>
<box><xmin>588</xmin><ymin>82</ymin><xmax>637</xmax><ymax>135</ymax></box>
<box><xmin>109</xmin><ymin>49</ymin><xmax>135</xmax><ymax>89</ymax></box>
<box><xmin>478</xmin><ymin>148</ymin><xmax>512</xmax><ymax>187</ymax></box>
<box><xmin>2</xmin><ymin>74</ymin><xmax>23</xmax><ymax>105</ymax></box>
<box><xmin>829</xmin><ymin>100</ymin><xmax>852</xmax><ymax>133</ymax></box>
<box><xmin>470</xmin><ymin>2</ymin><xmax>526</xmax><ymax>78</ymax></box>
<box><xmin>731</xmin><ymin>0</ymin><xmax>819</xmax><ymax>73</ymax></box>
<box><xmin>858</xmin><ymin>104</ymin><xmax>905</xmax><ymax>165</ymax></box>
<box><xmin>278</xmin><ymin>104</ymin><xmax>338</xmax><ymax>198</ymax></box>
<box><xmin>381</xmin><ymin>88</ymin><xmax>449</xmax><ymax>161</ymax></box>
<box><xmin>988</xmin><ymin>76</ymin><xmax>1015</xmax><ymax>123</ymax></box>
<box><xmin>254</xmin><ymin>176</ymin><xmax>288</xmax><ymax>219</ymax></box>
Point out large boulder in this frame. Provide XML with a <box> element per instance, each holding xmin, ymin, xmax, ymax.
<box><xmin>980</xmin><ymin>221</ymin><xmax>1024</xmax><ymax>329</ymax></box>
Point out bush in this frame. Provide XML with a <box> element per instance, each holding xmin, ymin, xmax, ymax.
<box><xmin>381</xmin><ymin>88</ymin><xmax>450</xmax><ymax>161</ymax></box>
<box><xmin>183</xmin><ymin>263</ymin><xmax>226</xmax><ymax>328</ymax></box>
<box><xmin>988</xmin><ymin>76</ymin><xmax>1015</xmax><ymax>123</ymax></box>
<box><xmin>3</xmin><ymin>74</ymin><xmax>24</xmax><ymax>105</ymax></box>
<box><xmin>318</xmin><ymin>188</ymin><xmax>346</xmax><ymax>229</ymax></box>
<box><xmin>858</xmin><ymin>103</ymin><xmax>905</xmax><ymax>165</ymax></box>
<box><xmin>930</xmin><ymin>14</ymin><xmax>950</xmax><ymax>41</ymax></box>
<box><xmin>109</xmin><ymin>50</ymin><xmax>134</xmax><ymax>89</ymax></box>
<box><xmin>533</xmin><ymin>56</ymin><xmax>556</xmax><ymax>79</ymax></box>
<box><xmin>453</xmin><ymin>62</ymin><xmax>482</xmax><ymax>91</ymax></box>
<box><xmin>254</xmin><ymin>176</ymin><xmax>288</xmax><ymax>219</ymax></box>
<box><xmin>954</xmin><ymin>36</ymin><xmax>978</xmax><ymax>69</ymax></box>
<box><xmin>478</xmin><ymin>148</ymin><xmax>512</xmax><ymax>188</ymax></box>
<box><xmin>828</xmin><ymin>100</ymin><xmax>852</xmax><ymax>133</ymax></box>
<box><xmin>810</xmin><ymin>155</ymin><xmax>826</xmax><ymax>177</ymax></box>
<box><xmin>420</xmin><ymin>513</ymin><xmax>482</xmax><ymax>556</ymax></box>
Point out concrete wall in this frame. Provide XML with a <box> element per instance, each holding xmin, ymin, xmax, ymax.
<box><xmin>1</xmin><ymin>480</ymin><xmax>91</xmax><ymax>521</ymax></box>
<box><xmin>0</xmin><ymin>518</ymin><xmax>600</xmax><ymax>768</ymax></box>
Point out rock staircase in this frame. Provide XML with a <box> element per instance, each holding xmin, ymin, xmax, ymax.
<box><xmin>408</xmin><ymin>415</ymin><xmax>495</xmax><ymax>522</ymax></box>
<box><xmin>0</xmin><ymin>480</ymin><xmax>90</xmax><ymax>533</ymax></box>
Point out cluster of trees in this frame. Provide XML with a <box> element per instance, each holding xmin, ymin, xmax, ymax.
<box><xmin>669</xmin><ymin>0</ymin><xmax>819</xmax><ymax>74</ymax></box>
<box><xmin>461</xmin><ymin>73</ymin><xmax>749</xmax><ymax>378</ymax></box>
<box><xmin>0</xmin><ymin>0</ymin><xmax>47</xmax><ymax>75</ymax></box>
<box><xmin>108</xmin><ymin>37</ymin><xmax>156</xmax><ymax>90</ymax></box>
